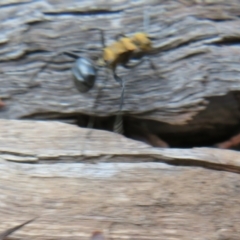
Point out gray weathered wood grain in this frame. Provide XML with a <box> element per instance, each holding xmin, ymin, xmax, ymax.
<box><xmin>0</xmin><ymin>155</ymin><xmax>240</xmax><ymax>240</ymax></box>
<box><xmin>0</xmin><ymin>119</ymin><xmax>239</xmax><ymax>239</ymax></box>
<box><xmin>1</xmin><ymin>1</ymin><xmax>240</xmax><ymax>238</ymax></box>
<box><xmin>1</xmin><ymin>0</ymin><xmax>240</xmax><ymax>130</ymax></box>
<box><xmin>1</xmin><ymin>119</ymin><xmax>240</xmax><ymax>173</ymax></box>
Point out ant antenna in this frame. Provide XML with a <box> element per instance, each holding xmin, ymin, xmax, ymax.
<box><xmin>100</xmin><ymin>29</ymin><xmax>106</xmax><ymax>48</ymax></box>
<box><xmin>143</xmin><ymin>6</ymin><xmax>150</xmax><ymax>33</ymax></box>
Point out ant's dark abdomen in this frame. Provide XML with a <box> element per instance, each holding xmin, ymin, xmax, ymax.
<box><xmin>72</xmin><ymin>57</ymin><xmax>97</xmax><ymax>93</ymax></box>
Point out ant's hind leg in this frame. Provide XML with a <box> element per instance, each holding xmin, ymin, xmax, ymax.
<box><xmin>147</xmin><ymin>58</ymin><xmax>160</xmax><ymax>80</ymax></box>
<box><xmin>113</xmin><ymin>114</ymin><xmax>124</xmax><ymax>134</ymax></box>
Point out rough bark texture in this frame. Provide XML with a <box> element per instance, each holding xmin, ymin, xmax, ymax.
<box><xmin>1</xmin><ymin>0</ymin><xmax>240</xmax><ymax>141</ymax></box>
<box><xmin>0</xmin><ymin>119</ymin><xmax>240</xmax><ymax>240</ymax></box>
<box><xmin>1</xmin><ymin>1</ymin><xmax>240</xmax><ymax>239</ymax></box>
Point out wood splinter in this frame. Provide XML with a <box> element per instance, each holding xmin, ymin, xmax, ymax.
<box><xmin>215</xmin><ymin>133</ymin><xmax>240</xmax><ymax>149</ymax></box>
<box><xmin>0</xmin><ymin>218</ymin><xmax>36</xmax><ymax>240</ymax></box>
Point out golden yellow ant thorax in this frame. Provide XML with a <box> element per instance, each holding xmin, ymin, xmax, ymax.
<box><xmin>119</xmin><ymin>37</ymin><xmax>137</xmax><ymax>51</ymax></box>
<box><xmin>102</xmin><ymin>37</ymin><xmax>138</xmax><ymax>64</ymax></box>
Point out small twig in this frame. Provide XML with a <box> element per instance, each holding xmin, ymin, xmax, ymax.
<box><xmin>0</xmin><ymin>218</ymin><xmax>37</xmax><ymax>240</ymax></box>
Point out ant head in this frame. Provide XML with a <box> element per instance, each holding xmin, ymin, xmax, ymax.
<box><xmin>131</xmin><ymin>32</ymin><xmax>152</xmax><ymax>51</ymax></box>
<box><xmin>120</xmin><ymin>37</ymin><xmax>138</xmax><ymax>51</ymax></box>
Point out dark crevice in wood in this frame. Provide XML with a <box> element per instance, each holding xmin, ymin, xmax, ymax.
<box><xmin>208</xmin><ymin>37</ymin><xmax>240</xmax><ymax>46</ymax></box>
<box><xmin>194</xmin><ymin>17</ymin><xmax>236</xmax><ymax>22</ymax></box>
<box><xmin>170</xmin><ymin>35</ymin><xmax>219</xmax><ymax>49</ymax></box>
<box><xmin>43</xmin><ymin>10</ymin><xmax>124</xmax><ymax>17</ymax></box>
<box><xmin>125</xmin><ymin>118</ymin><xmax>240</xmax><ymax>149</ymax></box>
<box><xmin>172</xmin><ymin>51</ymin><xmax>206</xmax><ymax>62</ymax></box>
<box><xmin>0</xmin><ymin>50</ymin><xmax>50</xmax><ymax>64</ymax></box>
<box><xmin>0</xmin><ymin>1</ymin><xmax>30</xmax><ymax>8</ymax></box>
<box><xmin>25</xmin><ymin>50</ymin><xmax>50</xmax><ymax>55</ymax></box>
<box><xmin>8</xmin><ymin>152</ymin><xmax>240</xmax><ymax>174</ymax></box>
<box><xmin>26</xmin><ymin>20</ymin><xmax>49</xmax><ymax>27</ymax></box>
<box><xmin>19</xmin><ymin>92</ymin><xmax>240</xmax><ymax>151</ymax></box>
<box><xmin>21</xmin><ymin>90</ymin><xmax>240</xmax><ymax>149</ymax></box>
<box><xmin>166</xmin><ymin>159</ymin><xmax>240</xmax><ymax>174</ymax></box>
<box><xmin>21</xmin><ymin>112</ymin><xmax>80</xmax><ymax>124</ymax></box>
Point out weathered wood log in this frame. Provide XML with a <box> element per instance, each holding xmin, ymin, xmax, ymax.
<box><xmin>0</xmin><ymin>219</ymin><xmax>36</xmax><ymax>240</ymax></box>
<box><xmin>0</xmin><ymin>119</ymin><xmax>240</xmax><ymax>239</ymax></box>
<box><xmin>1</xmin><ymin>0</ymin><xmax>240</xmax><ymax>145</ymax></box>
<box><xmin>2</xmin><ymin>119</ymin><xmax>240</xmax><ymax>173</ymax></box>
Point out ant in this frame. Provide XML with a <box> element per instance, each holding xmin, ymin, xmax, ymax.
<box><xmin>32</xmin><ymin>8</ymin><xmax>159</xmax><ymax>134</ymax></box>
<box><xmin>0</xmin><ymin>218</ymin><xmax>36</xmax><ymax>240</ymax></box>
<box><xmin>71</xmin><ymin>8</ymin><xmax>159</xmax><ymax>134</ymax></box>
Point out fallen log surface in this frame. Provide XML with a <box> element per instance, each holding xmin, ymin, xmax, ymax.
<box><xmin>1</xmin><ymin>0</ymin><xmax>240</xmax><ymax>239</ymax></box>
<box><xmin>0</xmin><ymin>0</ymin><xmax>240</xmax><ymax>144</ymax></box>
<box><xmin>0</xmin><ymin>119</ymin><xmax>240</xmax><ymax>239</ymax></box>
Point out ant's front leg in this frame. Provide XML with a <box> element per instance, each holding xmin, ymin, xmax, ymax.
<box><xmin>114</xmin><ymin>33</ymin><xmax>126</xmax><ymax>41</ymax></box>
<box><xmin>124</xmin><ymin>56</ymin><xmax>159</xmax><ymax>80</ymax></box>
<box><xmin>147</xmin><ymin>57</ymin><xmax>160</xmax><ymax>80</ymax></box>
<box><xmin>122</xmin><ymin>57</ymin><xmax>146</xmax><ymax>69</ymax></box>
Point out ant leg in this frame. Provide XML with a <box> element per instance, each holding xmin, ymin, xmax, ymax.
<box><xmin>29</xmin><ymin>50</ymin><xmax>80</xmax><ymax>87</ymax></box>
<box><xmin>29</xmin><ymin>52</ymin><xmax>60</xmax><ymax>86</ymax></box>
<box><xmin>85</xmin><ymin>66</ymin><xmax>109</xmax><ymax>139</ymax></box>
<box><xmin>113</xmin><ymin>81</ymin><xmax>125</xmax><ymax>134</ymax></box>
<box><xmin>113</xmin><ymin>71</ymin><xmax>125</xmax><ymax>134</ymax></box>
<box><xmin>147</xmin><ymin>58</ymin><xmax>159</xmax><ymax>80</ymax></box>
<box><xmin>87</xmin><ymin>28</ymin><xmax>106</xmax><ymax>48</ymax></box>
<box><xmin>113</xmin><ymin>71</ymin><xmax>122</xmax><ymax>84</ymax></box>
<box><xmin>119</xmin><ymin>79</ymin><xmax>125</xmax><ymax>111</ymax></box>
<box><xmin>114</xmin><ymin>33</ymin><xmax>126</xmax><ymax>40</ymax></box>
<box><xmin>124</xmin><ymin>56</ymin><xmax>159</xmax><ymax>79</ymax></box>
<box><xmin>113</xmin><ymin>71</ymin><xmax>125</xmax><ymax>110</ymax></box>
<box><xmin>113</xmin><ymin>114</ymin><xmax>124</xmax><ymax>134</ymax></box>
<box><xmin>123</xmin><ymin>57</ymin><xmax>146</xmax><ymax>69</ymax></box>
<box><xmin>99</xmin><ymin>29</ymin><xmax>106</xmax><ymax>48</ymax></box>
<box><xmin>29</xmin><ymin>52</ymin><xmax>65</xmax><ymax>88</ymax></box>
<box><xmin>143</xmin><ymin>6</ymin><xmax>150</xmax><ymax>33</ymax></box>
<box><xmin>85</xmin><ymin>28</ymin><xmax>108</xmax><ymax>132</ymax></box>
